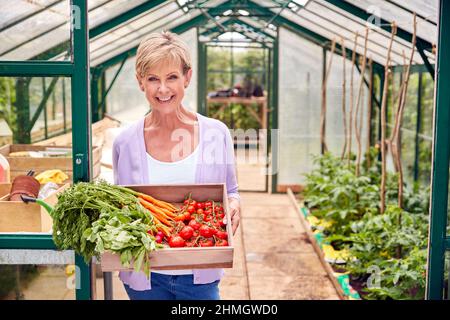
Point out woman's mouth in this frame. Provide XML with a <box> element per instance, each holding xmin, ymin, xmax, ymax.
<box><xmin>156</xmin><ymin>95</ymin><xmax>175</xmax><ymax>104</ymax></box>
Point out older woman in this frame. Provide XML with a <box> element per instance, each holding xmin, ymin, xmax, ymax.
<box><xmin>112</xmin><ymin>31</ymin><xmax>241</xmax><ymax>300</ymax></box>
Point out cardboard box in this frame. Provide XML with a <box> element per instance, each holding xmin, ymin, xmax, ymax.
<box><xmin>100</xmin><ymin>184</ymin><xmax>234</xmax><ymax>271</ymax></box>
<box><xmin>0</xmin><ymin>144</ymin><xmax>102</xmax><ymax>182</ymax></box>
<box><xmin>0</xmin><ymin>183</ymin><xmax>69</xmax><ymax>233</ymax></box>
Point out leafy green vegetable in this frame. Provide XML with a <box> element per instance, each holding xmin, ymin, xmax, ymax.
<box><xmin>51</xmin><ymin>180</ymin><xmax>159</xmax><ymax>276</ymax></box>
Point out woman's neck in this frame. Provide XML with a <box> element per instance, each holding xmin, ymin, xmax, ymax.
<box><xmin>145</xmin><ymin>105</ymin><xmax>196</xmax><ymax>130</ymax></box>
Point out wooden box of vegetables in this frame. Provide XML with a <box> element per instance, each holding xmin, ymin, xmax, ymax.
<box><xmin>0</xmin><ymin>183</ymin><xmax>69</xmax><ymax>233</ymax></box>
<box><xmin>99</xmin><ymin>184</ymin><xmax>234</xmax><ymax>271</ymax></box>
<box><xmin>0</xmin><ymin>144</ymin><xmax>102</xmax><ymax>181</ymax></box>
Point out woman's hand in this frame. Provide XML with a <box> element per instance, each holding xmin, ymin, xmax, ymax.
<box><xmin>224</xmin><ymin>197</ymin><xmax>241</xmax><ymax>235</ymax></box>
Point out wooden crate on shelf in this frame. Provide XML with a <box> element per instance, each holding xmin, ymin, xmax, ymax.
<box><xmin>0</xmin><ymin>183</ymin><xmax>69</xmax><ymax>233</ymax></box>
<box><xmin>0</xmin><ymin>144</ymin><xmax>102</xmax><ymax>182</ymax></box>
<box><xmin>100</xmin><ymin>184</ymin><xmax>234</xmax><ymax>271</ymax></box>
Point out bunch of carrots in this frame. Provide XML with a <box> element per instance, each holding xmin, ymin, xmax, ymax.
<box><xmin>137</xmin><ymin>193</ymin><xmax>178</xmax><ymax>238</ymax></box>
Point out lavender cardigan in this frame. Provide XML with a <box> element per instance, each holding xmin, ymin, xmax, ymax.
<box><xmin>112</xmin><ymin>113</ymin><xmax>239</xmax><ymax>291</ymax></box>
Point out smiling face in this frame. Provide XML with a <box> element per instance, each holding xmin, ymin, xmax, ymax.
<box><xmin>136</xmin><ymin>59</ymin><xmax>192</xmax><ymax>114</ymax></box>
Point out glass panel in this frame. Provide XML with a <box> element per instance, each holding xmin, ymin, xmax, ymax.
<box><xmin>345</xmin><ymin>0</ymin><xmax>437</xmax><ymax>45</ymax></box>
<box><xmin>278</xmin><ymin>26</ymin><xmax>322</xmax><ymax>185</ymax></box>
<box><xmin>390</xmin><ymin>0</ymin><xmax>438</xmax><ymax>24</ymax></box>
<box><xmin>418</xmin><ymin>72</ymin><xmax>433</xmax><ymax>186</ymax></box>
<box><xmin>400</xmin><ymin>73</ymin><xmax>419</xmax><ymax>185</ymax></box>
<box><xmin>0</xmin><ymin>76</ymin><xmax>72</xmax><ymax>146</ymax></box>
<box><xmin>0</xmin><ymin>0</ymin><xmax>71</xmax><ymax>61</ymax></box>
<box><xmin>179</xmin><ymin>28</ymin><xmax>198</xmax><ymax>113</ymax></box>
<box><xmin>280</xmin><ymin>8</ymin><xmax>391</xmax><ymax>66</ymax></box>
<box><xmin>104</xmin><ymin>58</ymin><xmax>147</xmax><ymax>123</ymax></box>
<box><xmin>308</xmin><ymin>1</ymin><xmax>424</xmax><ymax>65</ymax></box>
<box><xmin>0</xmin><ymin>249</ymin><xmax>75</xmax><ymax>300</ymax></box>
<box><xmin>325</xmin><ymin>50</ymin><xmax>369</xmax><ymax>158</ymax></box>
<box><xmin>90</xmin><ymin>7</ymin><xmax>196</xmax><ymax>66</ymax></box>
<box><xmin>89</xmin><ymin>0</ymin><xmax>150</xmax><ymax>29</ymax></box>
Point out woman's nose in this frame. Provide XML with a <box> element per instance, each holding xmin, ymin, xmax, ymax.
<box><xmin>158</xmin><ymin>81</ymin><xmax>170</xmax><ymax>93</ymax></box>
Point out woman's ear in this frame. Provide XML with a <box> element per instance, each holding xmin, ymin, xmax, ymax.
<box><xmin>136</xmin><ymin>73</ymin><xmax>145</xmax><ymax>92</ymax></box>
<box><xmin>184</xmin><ymin>68</ymin><xmax>193</xmax><ymax>88</ymax></box>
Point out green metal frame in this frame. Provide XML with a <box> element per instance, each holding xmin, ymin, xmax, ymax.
<box><xmin>0</xmin><ymin>0</ymin><xmax>93</xmax><ymax>300</ymax></box>
<box><xmin>426</xmin><ymin>0</ymin><xmax>450</xmax><ymax>300</ymax></box>
<box><xmin>198</xmin><ymin>36</ymin><xmax>207</xmax><ymax>115</ymax></box>
<box><xmin>270</xmin><ymin>30</ymin><xmax>279</xmax><ymax>194</ymax></box>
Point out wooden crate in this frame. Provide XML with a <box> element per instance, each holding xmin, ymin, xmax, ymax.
<box><xmin>101</xmin><ymin>184</ymin><xmax>234</xmax><ymax>271</ymax></box>
<box><xmin>0</xmin><ymin>144</ymin><xmax>102</xmax><ymax>182</ymax></box>
<box><xmin>0</xmin><ymin>183</ymin><xmax>69</xmax><ymax>233</ymax></box>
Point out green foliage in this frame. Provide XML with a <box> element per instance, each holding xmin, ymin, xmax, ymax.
<box><xmin>303</xmin><ymin>150</ymin><xmax>430</xmax><ymax>300</ymax></box>
<box><xmin>52</xmin><ymin>181</ymin><xmax>159</xmax><ymax>276</ymax></box>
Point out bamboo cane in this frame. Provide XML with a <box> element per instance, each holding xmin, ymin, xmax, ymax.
<box><xmin>380</xmin><ymin>23</ymin><xmax>397</xmax><ymax>214</ymax></box>
<box><xmin>366</xmin><ymin>58</ymin><xmax>373</xmax><ymax>167</ymax></box>
<box><xmin>320</xmin><ymin>39</ymin><xmax>336</xmax><ymax>154</ymax></box>
<box><xmin>348</xmin><ymin>32</ymin><xmax>359</xmax><ymax>166</ymax></box>
<box><xmin>354</xmin><ymin>28</ymin><xmax>369</xmax><ymax>176</ymax></box>
<box><xmin>341</xmin><ymin>37</ymin><xmax>348</xmax><ymax>160</ymax></box>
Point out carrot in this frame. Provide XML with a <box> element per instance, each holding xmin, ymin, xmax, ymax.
<box><xmin>138</xmin><ymin>193</ymin><xmax>178</xmax><ymax>212</ymax></box>
<box><xmin>139</xmin><ymin>198</ymin><xmax>174</xmax><ymax>221</ymax></box>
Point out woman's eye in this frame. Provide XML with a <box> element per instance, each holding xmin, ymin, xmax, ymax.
<box><xmin>169</xmin><ymin>75</ymin><xmax>178</xmax><ymax>80</ymax></box>
<box><xmin>148</xmin><ymin>77</ymin><xmax>158</xmax><ymax>81</ymax></box>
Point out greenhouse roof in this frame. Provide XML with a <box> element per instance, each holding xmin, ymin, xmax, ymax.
<box><xmin>0</xmin><ymin>0</ymin><xmax>437</xmax><ymax>68</ymax></box>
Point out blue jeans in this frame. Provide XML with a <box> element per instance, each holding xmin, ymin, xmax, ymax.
<box><xmin>123</xmin><ymin>273</ymin><xmax>220</xmax><ymax>300</ymax></box>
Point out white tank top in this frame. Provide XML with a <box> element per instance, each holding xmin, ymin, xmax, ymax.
<box><xmin>147</xmin><ymin>143</ymin><xmax>200</xmax><ymax>275</ymax></box>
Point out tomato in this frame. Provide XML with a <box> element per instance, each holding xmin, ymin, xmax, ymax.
<box><xmin>168</xmin><ymin>235</ymin><xmax>186</xmax><ymax>247</ymax></box>
<box><xmin>199</xmin><ymin>225</ymin><xmax>215</xmax><ymax>238</ymax></box>
<box><xmin>185</xmin><ymin>240</ymin><xmax>196</xmax><ymax>247</ymax></box>
<box><xmin>195</xmin><ymin>202</ymin><xmax>204</xmax><ymax>210</ymax></box>
<box><xmin>219</xmin><ymin>219</ymin><xmax>226</xmax><ymax>228</ymax></box>
<box><xmin>199</xmin><ymin>239</ymin><xmax>214</xmax><ymax>247</ymax></box>
<box><xmin>204</xmin><ymin>209</ymin><xmax>212</xmax><ymax>216</ymax></box>
<box><xmin>196</xmin><ymin>208</ymin><xmax>204</xmax><ymax>215</ymax></box>
<box><xmin>179</xmin><ymin>226</ymin><xmax>194</xmax><ymax>240</ymax></box>
<box><xmin>183</xmin><ymin>199</ymin><xmax>190</xmax><ymax>205</ymax></box>
<box><xmin>205</xmin><ymin>201</ymin><xmax>212</xmax><ymax>208</ymax></box>
<box><xmin>217</xmin><ymin>212</ymin><xmax>225</xmax><ymax>219</ymax></box>
<box><xmin>183</xmin><ymin>211</ymin><xmax>191</xmax><ymax>221</ymax></box>
<box><xmin>215</xmin><ymin>230</ymin><xmax>228</xmax><ymax>240</ymax></box>
<box><xmin>203</xmin><ymin>214</ymin><xmax>212</xmax><ymax>222</ymax></box>
<box><xmin>188</xmin><ymin>219</ymin><xmax>201</xmax><ymax>230</ymax></box>
<box><xmin>187</xmin><ymin>205</ymin><xmax>195</xmax><ymax>214</ymax></box>
<box><xmin>190</xmin><ymin>200</ymin><xmax>197</xmax><ymax>207</ymax></box>
<box><xmin>215</xmin><ymin>239</ymin><xmax>228</xmax><ymax>247</ymax></box>
<box><xmin>193</xmin><ymin>230</ymin><xmax>200</xmax><ymax>238</ymax></box>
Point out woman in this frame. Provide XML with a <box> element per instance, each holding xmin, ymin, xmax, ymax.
<box><xmin>112</xmin><ymin>31</ymin><xmax>241</xmax><ymax>300</ymax></box>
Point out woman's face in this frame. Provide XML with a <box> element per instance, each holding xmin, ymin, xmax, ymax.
<box><xmin>137</xmin><ymin>59</ymin><xmax>192</xmax><ymax>114</ymax></box>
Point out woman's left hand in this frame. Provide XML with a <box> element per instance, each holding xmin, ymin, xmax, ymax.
<box><xmin>224</xmin><ymin>197</ymin><xmax>241</xmax><ymax>236</ymax></box>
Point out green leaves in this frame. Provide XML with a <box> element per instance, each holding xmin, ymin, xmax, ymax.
<box><xmin>51</xmin><ymin>181</ymin><xmax>159</xmax><ymax>277</ymax></box>
<box><xmin>303</xmin><ymin>151</ymin><xmax>430</xmax><ymax>300</ymax></box>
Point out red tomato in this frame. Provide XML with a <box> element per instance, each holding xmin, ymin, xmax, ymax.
<box><xmin>183</xmin><ymin>199</ymin><xmax>190</xmax><ymax>205</ymax></box>
<box><xmin>217</xmin><ymin>213</ymin><xmax>225</xmax><ymax>219</ymax></box>
<box><xmin>187</xmin><ymin>205</ymin><xmax>196</xmax><ymax>214</ymax></box>
<box><xmin>195</xmin><ymin>202</ymin><xmax>204</xmax><ymax>210</ymax></box>
<box><xmin>215</xmin><ymin>230</ymin><xmax>228</xmax><ymax>240</ymax></box>
<box><xmin>190</xmin><ymin>200</ymin><xmax>197</xmax><ymax>207</ymax></box>
<box><xmin>215</xmin><ymin>239</ymin><xmax>228</xmax><ymax>246</ymax></box>
<box><xmin>186</xmin><ymin>240</ymin><xmax>196</xmax><ymax>247</ymax></box>
<box><xmin>183</xmin><ymin>211</ymin><xmax>191</xmax><ymax>221</ymax></box>
<box><xmin>196</xmin><ymin>208</ymin><xmax>204</xmax><ymax>215</ymax></box>
<box><xmin>204</xmin><ymin>209</ymin><xmax>212</xmax><ymax>216</ymax></box>
<box><xmin>199</xmin><ymin>225</ymin><xmax>215</xmax><ymax>238</ymax></box>
<box><xmin>205</xmin><ymin>201</ymin><xmax>212</xmax><ymax>208</ymax></box>
<box><xmin>168</xmin><ymin>235</ymin><xmax>186</xmax><ymax>247</ymax></box>
<box><xmin>179</xmin><ymin>226</ymin><xmax>194</xmax><ymax>240</ymax></box>
<box><xmin>199</xmin><ymin>239</ymin><xmax>214</xmax><ymax>247</ymax></box>
<box><xmin>203</xmin><ymin>214</ymin><xmax>212</xmax><ymax>222</ymax></box>
<box><xmin>189</xmin><ymin>219</ymin><xmax>201</xmax><ymax>230</ymax></box>
<box><xmin>193</xmin><ymin>230</ymin><xmax>200</xmax><ymax>238</ymax></box>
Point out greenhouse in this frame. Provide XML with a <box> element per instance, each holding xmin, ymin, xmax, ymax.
<box><xmin>0</xmin><ymin>0</ymin><xmax>449</xmax><ymax>300</ymax></box>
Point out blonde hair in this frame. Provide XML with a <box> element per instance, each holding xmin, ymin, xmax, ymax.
<box><xmin>135</xmin><ymin>31</ymin><xmax>191</xmax><ymax>77</ymax></box>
